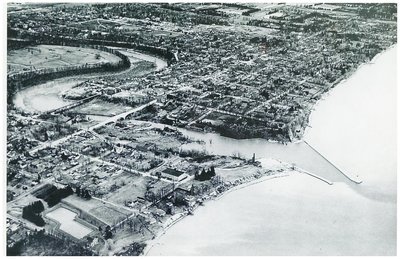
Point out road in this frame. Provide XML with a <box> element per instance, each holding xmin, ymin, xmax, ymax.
<box><xmin>244</xmin><ymin>77</ymin><xmax>310</xmax><ymax>115</ymax></box>
<box><xmin>28</xmin><ymin>100</ymin><xmax>157</xmax><ymax>154</ymax></box>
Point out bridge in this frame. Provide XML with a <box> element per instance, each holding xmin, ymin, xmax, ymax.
<box><xmin>42</xmin><ymin>94</ymin><xmax>100</xmax><ymax>115</ymax></box>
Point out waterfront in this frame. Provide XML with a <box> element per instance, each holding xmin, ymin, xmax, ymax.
<box><xmin>12</xmin><ymin>49</ymin><xmax>167</xmax><ymax>113</ymax></box>
<box><xmin>147</xmin><ymin>174</ymin><xmax>395</xmax><ymax>256</ymax></box>
<box><xmin>147</xmin><ymin>45</ymin><xmax>397</xmax><ymax>255</ymax></box>
<box><xmin>305</xmin><ymin>45</ymin><xmax>397</xmax><ymax>203</ymax></box>
<box><xmin>6</xmin><ymin>3</ymin><xmax>397</xmax><ymax>256</ymax></box>
<box><xmin>9</xmin><ymin>46</ymin><xmax>397</xmax><ymax>256</ymax></box>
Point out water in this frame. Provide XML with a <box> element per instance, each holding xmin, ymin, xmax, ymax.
<box><xmin>180</xmin><ymin>130</ymin><xmax>355</xmax><ymax>184</ymax></box>
<box><xmin>12</xmin><ymin>49</ymin><xmax>167</xmax><ymax>113</ymax></box>
<box><xmin>147</xmin><ymin>45</ymin><xmax>397</xmax><ymax>255</ymax></box>
<box><xmin>10</xmin><ymin>44</ymin><xmax>397</xmax><ymax>255</ymax></box>
<box><xmin>147</xmin><ymin>174</ymin><xmax>395</xmax><ymax>256</ymax></box>
<box><xmin>305</xmin><ymin>45</ymin><xmax>397</xmax><ymax>203</ymax></box>
<box><xmin>13</xmin><ymin>78</ymin><xmax>83</xmax><ymax>112</ymax></box>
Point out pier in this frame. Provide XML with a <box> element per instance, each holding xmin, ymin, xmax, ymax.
<box><xmin>303</xmin><ymin>140</ymin><xmax>363</xmax><ymax>184</ymax></box>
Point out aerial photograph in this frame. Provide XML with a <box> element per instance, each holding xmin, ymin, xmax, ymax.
<box><xmin>4</xmin><ymin>1</ymin><xmax>397</xmax><ymax>256</ymax></box>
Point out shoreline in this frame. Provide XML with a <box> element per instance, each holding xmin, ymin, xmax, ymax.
<box><xmin>142</xmin><ymin>172</ymin><xmax>291</xmax><ymax>256</ymax></box>
<box><xmin>8</xmin><ymin>41</ymin><xmax>396</xmax><ymax>257</ymax></box>
<box><xmin>301</xmin><ymin>44</ymin><xmax>396</xmax><ymax>180</ymax></box>
<box><xmin>142</xmin><ymin>45</ymin><xmax>396</xmax><ymax>256</ymax></box>
<box><xmin>143</xmin><ymin>160</ymin><xmax>338</xmax><ymax>256</ymax></box>
<box><xmin>11</xmin><ymin>46</ymin><xmax>167</xmax><ymax>114</ymax></box>
<box><xmin>302</xmin><ymin>44</ymin><xmax>397</xmax><ymax>141</ymax></box>
<box><xmin>297</xmin><ymin>44</ymin><xmax>397</xmax><ymax>183</ymax></box>
<box><xmin>177</xmin><ymin>45</ymin><xmax>396</xmax><ymax>145</ymax></box>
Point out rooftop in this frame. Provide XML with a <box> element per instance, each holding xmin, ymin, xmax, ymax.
<box><xmin>162</xmin><ymin>168</ymin><xmax>185</xmax><ymax>177</ymax></box>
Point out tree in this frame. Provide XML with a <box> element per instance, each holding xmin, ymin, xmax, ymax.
<box><xmin>76</xmin><ymin>186</ymin><xmax>81</xmax><ymax>197</ymax></box>
<box><xmin>104</xmin><ymin>226</ymin><xmax>113</xmax><ymax>239</ymax></box>
<box><xmin>45</xmin><ymin>185</ymin><xmax>74</xmax><ymax>207</ymax></box>
<box><xmin>85</xmin><ymin>190</ymin><xmax>91</xmax><ymax>199</ymax></box>
<box><xmin>195</xmin><ymin>167</ymin><xmax>216</xmax><ymax>181</ymax></box>
<box><xmin>210</xmin><ymin>166</ymin><xmax>216</xmax><ymax>177</ymax></box>
<box><xmin>145</xmin><ymin>190</ymin><xmax>156</xmax><ymax>202</ymax></box>
<box><xmin>22</xmin><ymin>201</ymin><xmax>45</xmax><ymax>227</ymax></box>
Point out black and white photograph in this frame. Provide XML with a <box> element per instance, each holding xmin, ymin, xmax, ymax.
<box><xmin>2</xmin><ymin>1</ymin><xmax>398</xmax><ymax>256</ymax></box>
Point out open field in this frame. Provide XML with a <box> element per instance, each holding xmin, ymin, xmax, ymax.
<box><xmin>70</xmin><ymin>99</ymin><xmax>132</xmax><ymax>116</ymax></box>
<box><xmin>104</xmin><ymin>174</ymin><xmax>150</xmax><ymax>204</ymax></box>
<box><xmin>7</xmin><ymin>45</ymin><xmax>122</xmax><ymax>74</ymax></box>
<box><xmin>104</xmin><ymin>174</ymin><xmax>171</xmax><ymax>206</ymax></box>
<box><xmin>63</xmin><ymin>195</ymin><xmax>132</xmax><ymax>225</ymax></box>
<box><xmin>89</xmin><ymin>206</ymin><xmax>130</xmax><ymax>225</ymax></box>
<box><xmin>216</xmin><ymin>165</ymin><xmax>263</xmax><ymax>182</ymax></box>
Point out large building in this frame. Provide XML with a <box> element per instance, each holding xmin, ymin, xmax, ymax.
<box><xmin>161</xmin><ymin>168</ymin><xmax>188</xmax><ymax>182</ymax></box>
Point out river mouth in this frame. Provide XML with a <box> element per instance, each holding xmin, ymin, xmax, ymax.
<box><xmin>9</xmin><ymin>44</ymin><xmax>397</xmax><ymax>255</ymax></box>
<box><xmin>146</xmin><ymin>46</ymin><xmax>397</xmax><ymax>256</ymax></box>
<box><xmin>12</xmin><ymin>45</ymin><xmax>393</xmax><ymax>198</ymax></box>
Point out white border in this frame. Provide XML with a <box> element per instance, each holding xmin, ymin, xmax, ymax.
<box><xmin>0</xmin><ymin>1</ymin><xmax>398</xmax><ymax>258</ymax></box>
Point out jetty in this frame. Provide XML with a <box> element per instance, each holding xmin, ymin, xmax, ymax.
<box><xmin>304</xmin><ymin>140</ymin><xmax>363</xmax><ymax>184</ymax></box>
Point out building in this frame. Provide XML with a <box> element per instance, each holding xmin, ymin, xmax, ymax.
<box><xmin>161</xmin><ymin>168</ymin><xmax>188</xmax><ymax>182</ymax></box>
<box><xmin>184</xmin><ymin>196</ymin><xmax>196</xmax><ymax>207</ymax></box>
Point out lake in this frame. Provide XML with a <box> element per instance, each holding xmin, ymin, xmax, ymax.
<box><xmin>10</xmin><ymin>43</ymin><xmax>397</xmax><ymax>255</ymax></box>
<box><xmin>147</xmin><ymin>45</ymin><xmax>397</xmax><ymax>256</ymax></box>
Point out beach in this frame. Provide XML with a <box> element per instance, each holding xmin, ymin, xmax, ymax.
<box><xmin>9</xmin><ymin>40</ymin><xmax>397</xmax><ymax>257</ymax></box>
<box><xmin>147</xmin><ymin>173</ymin><xmax>395</xmax><ymax>256</ymax></box>
<box><xmin>146</xmin><ymin>45</ymin><xmax>397</xmax><ymax>256</ymax></box>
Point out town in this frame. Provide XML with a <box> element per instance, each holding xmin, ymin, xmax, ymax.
<box><xmin>6</xmin><ymin>3</ymin><xmax>397</xmax><ymax>256</ymax></box>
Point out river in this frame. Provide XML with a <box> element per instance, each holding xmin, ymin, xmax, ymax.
<box><xmin>147</xmin><ymin>45</ymin><xmax>397</xmax><ymax>255</ymax></box>
<box><xmin>12</xmin><ymin>48</ymin><xmax>168</xmax><ymax>113</ymax></box>
<box><xmin>10</xmin><ymin>44</ymin><xmax>397</xmax><ymax>255</ymax></box>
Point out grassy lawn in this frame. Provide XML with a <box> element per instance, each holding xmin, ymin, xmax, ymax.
<box><xmin>105</xmin><ymin>175</ymin><xmax>151</xmax><ymax>205</ymax></box>
<box><xmin>105</xmin><ymin>174</ymin><xmax>171</xmax><ymax>206</ymax></box>
<box><xmin>63</xmin><ymin>195</ymin><xmax>131</xmax><ymax>225</ymax></box>
<box><xmin>89</xmin><ymin>206</ymin><xmax>130</xmax><ymax>225</ymax></box>
<box><xmin>70</xmin><ymin>99</ymin><xmax>132</xmax><ymax>116</ymax></box>
<box><xmin>216</xmin><ymin>165</ymin><xmax>262</xmax><ymax>182</ymax></box>
<box><xmin>8</xmin><ymin>45</ymin><xmax>122</xmax><ymax>73</ymax></box>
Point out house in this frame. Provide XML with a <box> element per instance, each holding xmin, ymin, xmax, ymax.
<box><xmin>184</xmin><ymin>196</ymin><xmax>196</xmax><ymax>207</ymax></box>
<box><xmin>153</xmin><ymin>208</ymin><xmax>166</xmax><ymax>217</ymax></box>
<box><xmin>161</xmin><ymin>168</ymin><xmax>188</xmax><ymax>182</ymax></box>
